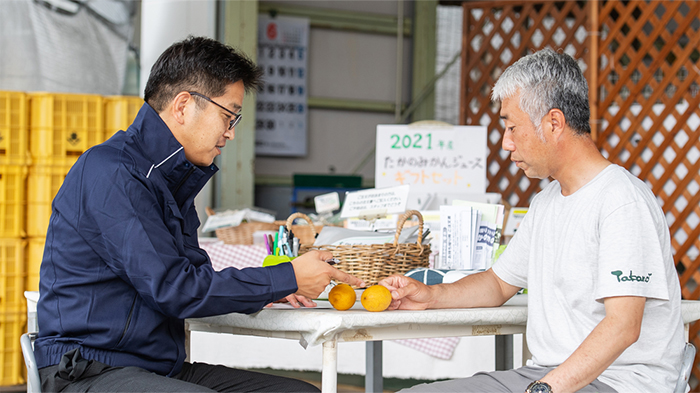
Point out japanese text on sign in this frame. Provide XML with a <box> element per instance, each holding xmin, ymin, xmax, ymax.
<box><xmin>340</xmin><ymin>185</ymin><xmax>410</xmax><ymax>219</ymax></box>
<box><xmin>375</xmin><ymin>125</ymin><xmax>487</xmax><ymax>193</ymax></box>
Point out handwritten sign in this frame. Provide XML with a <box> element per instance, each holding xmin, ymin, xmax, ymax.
<box><xmin>375</xmin><ymin>125</ymin><xmax>487</xmax><ymax>193</ymax></box>
<box><xmin>340</xmin><ymin>185</ymin><xmax>410</xmax><ymax>219</ymax></box>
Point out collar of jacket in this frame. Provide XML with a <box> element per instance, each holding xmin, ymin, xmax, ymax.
<box><xmin>129</xmin><ymin>103</ymin><xmax>218</xmax><ymax>206</ymax></box>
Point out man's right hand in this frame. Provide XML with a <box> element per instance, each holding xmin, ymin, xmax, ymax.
<box><xmin>378</xmin><ymin>275</ymin><xmax>435</xmax><ymax>310</ymax></box>
<box><xmin>290</xmin><ymin>251</ymin><xmax>365</xmax><ymax>299</ymax></box>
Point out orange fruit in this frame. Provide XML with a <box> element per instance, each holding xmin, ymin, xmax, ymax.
<box><xmin>360</xmin><ymin>285</ymin><xmax>392</xmax><ymax>312</ymax></box>
<box><xmin>328</xmin><ymin>283</ymin><xmax>356</xmax><ymax>311</ymax></box>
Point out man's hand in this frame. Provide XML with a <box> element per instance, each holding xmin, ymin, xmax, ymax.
<box><xmin>266</xmin><ymin>294</ymin><xmax>317</xmax><ymax>308</ymax></box>
<box><xmin>291</xmin><ymin>251</ymin><xmax>365</xmax><ymax>299</ymax></box>
<box><xmin>378</xmin><ymin>275</ymin><xmax>435</xmax><ymax>310</ymax></box>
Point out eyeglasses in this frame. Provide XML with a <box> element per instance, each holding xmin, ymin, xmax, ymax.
<box><xmin>189</xmin><ymin>91</ymin><xmax>242</xmax><ymax>130</ymax></box>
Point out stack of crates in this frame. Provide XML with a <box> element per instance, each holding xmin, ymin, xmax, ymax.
<box><xmin>0</xmin><ymin>91</ymin><xmax>29</xmax><ymax>386</ymax></box>
<box><xmin>104</xmin><ymin>95</ymin><xmax>144</xmax><ymax>137</ymax></box>
<box><xmin>26</xmin><ymin>92</ymin><xmax>107</xmax><ymax>293</ymax></box>
<box><xmin>25</xmin><ymin>94</ymin><xmax>144</xmax><ymax>291</ymax></box>
<box><xmin>0</xmin><ymin>91</ymin><xmax>143</xmax><ymax>387</ymax></box>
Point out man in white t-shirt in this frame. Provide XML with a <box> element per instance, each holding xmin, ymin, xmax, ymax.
<box><xmin>378</xmin><ymin>48</ymin><xmax>685</xmax><ymax>393</ymax></box>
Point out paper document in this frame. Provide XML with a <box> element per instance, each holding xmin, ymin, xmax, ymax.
<box><xmin>439</xmin><ymin>205</ymin><xmax>473</xmax><ymax>269</ymax></box>
<box><xmin>452</xmin><ymin>200</ymin><xmax>505</xmax><ymax>268</ymax></box>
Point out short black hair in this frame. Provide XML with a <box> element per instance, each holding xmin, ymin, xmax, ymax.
<box><xmin>144</xmin><ymin>36</ymin><xmax>263</xmax><ymax>112</ymax></box>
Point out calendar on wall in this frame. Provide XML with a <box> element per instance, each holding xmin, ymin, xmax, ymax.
<box><xmin>255</xmin><ymin>15</ymin><xmax>309</xmax><ymax>157</ymax></box>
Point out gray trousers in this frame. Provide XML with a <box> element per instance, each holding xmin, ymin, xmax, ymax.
<box><xmin>399</xmin><ymin>366</ymin><xmax>616</xmax><ymax>393</ymax></box>
<box><xmin>38</xmin><ymin>348</ymin><xmax>319</xmax><ymax>393</ymax></box>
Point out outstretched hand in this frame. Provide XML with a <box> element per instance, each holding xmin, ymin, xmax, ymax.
<box><xmin>291</xmin><ymin>251</ymin><xmax>365</xmax><ymax>299</ymax></box>
<box><xmin>266</xmin><ymin>294</ymin><xmax>317</xmax><ymax>308</ymax></box>
<box><xmin>378</xmin><ymin>275</ymin><xmax>435</xmax><ymax>310</ymax></box>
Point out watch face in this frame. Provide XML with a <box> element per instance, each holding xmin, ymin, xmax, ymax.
<box><xmin>528</xmin><ymin>382</ymin><xmax>551</xmax><ymax>393</ymax></box>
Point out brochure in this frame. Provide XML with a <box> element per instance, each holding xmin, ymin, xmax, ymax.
<box><xmin>452</xmin><ymin>200</ymin><xmax>505</xmax><ymax>268</ymax></box>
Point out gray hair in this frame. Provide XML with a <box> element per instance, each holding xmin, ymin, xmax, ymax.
<box><xmin>491</xmin><ymin>48</ymin><xmax>591</xmax><ymax>135</ymax></box>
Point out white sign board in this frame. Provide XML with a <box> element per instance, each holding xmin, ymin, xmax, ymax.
<box><xmin>314</xmin><ymin>192</ymin><xmax>340</xmax><ymax>214</ymax></box>
<box><xmin>255</xmin><ymin>15</ymin><xmax>309</xmax><ymax>156</ymax></box>
<box><xmin>375</xmin><ymin>124</ymin><xmax>487</xmax><ymax>194</ymax></box>
<box><xmin>340</xmin><ymin>185</ymin><xmax>410</xmax><ymax>219</ymax></box>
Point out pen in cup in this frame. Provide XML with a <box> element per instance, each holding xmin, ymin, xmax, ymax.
<box><xmin>264</xmin><ymin>235</ymin><xmax>271</xmax><ymax>255</ymax></box>
<box><xmin>292</xmin><ymin>238</ymin><xmax>299</xmax><ymax>257</ymax></box>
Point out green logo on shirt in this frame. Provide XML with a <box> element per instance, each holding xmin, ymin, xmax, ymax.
<box><xmin>611</xmin><ymin>270</ymin><xmax>651</xmax><ymax>283</ymax></box>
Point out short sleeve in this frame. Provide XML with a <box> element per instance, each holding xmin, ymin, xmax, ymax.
<box><xmin>595</xmin><ymin>200</ymin><xmax>670</xmax><ymax>301</ymax></box>
<box><xmin>491</xmin><ymin>206</ymin><xmax>534</xmax><ymax>289</ymax></box>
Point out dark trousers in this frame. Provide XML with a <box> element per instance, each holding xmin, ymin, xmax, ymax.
<box><xmin>38</xmin><ymin>349</ymin><xmax>320</xmax><ymax>393</ymax></box>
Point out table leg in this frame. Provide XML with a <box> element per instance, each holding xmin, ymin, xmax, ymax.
<box><xmin>365</xmin><ymin>341</ymin><xmax>383</xmax><ymax>393</ymax></box>
<box><xmin>184</xmin><ymin>321</ymin><xmax>191</xmax><ymax>363</ymax></box>
<box><xmin>495</xmin><ymin>335</ymin><xmax>513</xmax><ymax>370</ymax></box>
<box><xmin>322</xmin><ymin>339</ymin><xmax>338</xmax><ymax>393</ymax></box>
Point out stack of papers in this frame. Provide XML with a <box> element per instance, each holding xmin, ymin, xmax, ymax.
<box><xmin>438</xmin><ymin>201</ymin><xmax>504</xmax><ymax>270</ymax></box>
<box><xmin>202</xmin><ymin>208</ymin><xmax>276</xmax><ymax>232</ymax></box>
<box><xmin>313</xmin><ymin>225</ymin><xmax>425</xmax><ymax>246</ymax></box>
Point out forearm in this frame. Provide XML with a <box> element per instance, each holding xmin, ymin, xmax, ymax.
<box><xmin>540</xmin><ymin>296</ymin><xmax>644</xmax><ymax>393</ymax></box>
<box><xmin>429</xmin><ymin>269</ymin><xmax>520</xmax><ymax>309</ymax></box>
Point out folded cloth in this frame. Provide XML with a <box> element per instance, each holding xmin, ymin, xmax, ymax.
<box><xmin>200</xmin><ymin>241</ymin><xmax>268</xmax><ymax>271</ymax></box>
<box><xmin>313</xmin><ymin>226</ymin><xmax>422</xmax><ymax>246</ymax></box>
<box><xmin>394</xmin><ymin>337</ymin><xmax>461</xmax><ymax>360</ymax></box>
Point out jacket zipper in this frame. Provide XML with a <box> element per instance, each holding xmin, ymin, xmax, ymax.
<box><xmin>117</xmin><ymin>295</ymin><xmax>137</xmax><ymax>346</ymax></box>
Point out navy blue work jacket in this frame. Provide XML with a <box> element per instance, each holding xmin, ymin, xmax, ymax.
<box><xmin>33</xmin><ymin>103</ymin><xmax>298</xmax><ymax>376</ymax></box>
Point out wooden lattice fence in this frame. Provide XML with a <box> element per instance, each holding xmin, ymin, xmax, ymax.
<box><xmin>460</xmin><ymin>0</ymin><xmax>700</xmax><ymax>389</ymax></box>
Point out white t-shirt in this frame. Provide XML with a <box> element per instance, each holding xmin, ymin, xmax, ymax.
<box><xmin>492</xmin><ymin>164</ymin><xmax>684</xmax><ymax>392</ymax></box>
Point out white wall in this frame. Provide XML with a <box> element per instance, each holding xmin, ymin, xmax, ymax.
<box><xmin>139</xmin><ymin>0</ymin><xmax>218</xmax><ymax>230</ymax></box>
<box><xmin>254</xmin><ymin>0</ymin><xmax>414</xmax><ymax>182</ymax></box>
<box><xmin>139</xmin><ymin>0</ymin><xmax>217</xmax><ymax>95</ymax></box>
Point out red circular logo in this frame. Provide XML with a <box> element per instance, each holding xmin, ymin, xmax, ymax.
<box><xmin>266</xmin><ymin>23</ymin><xmax>277</xmax><ymax>40</ymax></box>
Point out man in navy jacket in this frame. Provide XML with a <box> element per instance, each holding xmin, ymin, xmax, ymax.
<box><xmin>34</xmin><ymin>36</ymin><xmax>363</xmax><ymax>392</ymax></box>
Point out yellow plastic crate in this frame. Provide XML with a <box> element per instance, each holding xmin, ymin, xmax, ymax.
<box><xmin>27</xmin><ymin>164</ymin><xmax>72</xmax><ymax>238</ymax></box>
<box><xmin>0</xmin><ymin>238</ymin><xmax>26</xmax><ymax>315</ymax></box>
<box><xmin>104</xmin><ymin>95</ymin><xmax>143</xmax><ymax>140</ymax></box>
<box><xmin>0</xmin><ymin>165</ymin><xmax>27</xmax><ymax>238</ymax></box>
<box><xmin>26</xmin><ymin>238</ymin><xmax>45</xmax><ymax>292</ymax></box>
<box><xmin>0</xmin><ymin>92</ymin><xmax>30</xmax><ymax>166</ymax></box>
<box><xmin>0</xmin><ymin>311</ymin><xmax>26</xmax><ymax>386</ymax></box>
<box><xmin>29</xmin><ymin>92</ymin><xmax>104</xmax><ymax>167</ymax></box>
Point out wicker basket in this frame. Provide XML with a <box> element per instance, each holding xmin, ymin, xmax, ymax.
<box><xmin>299</xmin><ymin>210</ymin><xmax>430</xmax><ymax>286</ymax></box>
<box><xmin>206</xmin><ymin>207</ymin><xmax>278</xmax><ymax>245</ymax></box>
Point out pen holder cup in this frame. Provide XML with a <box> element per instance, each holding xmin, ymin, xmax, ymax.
<box><xmin>282</xmin><ymin>213</ymin><xmax>324</xmax><ymax>245</ymax></box>
<box><xmin>262</xmin><ymin>255</ymin><xmax>295</xmax><ymax>267</ymax></box>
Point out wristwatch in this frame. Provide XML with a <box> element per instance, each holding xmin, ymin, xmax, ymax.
<box><xmin>525</xmin><ymin>380</ymin><xmax>553</xmax><ymax>393</ymax></box>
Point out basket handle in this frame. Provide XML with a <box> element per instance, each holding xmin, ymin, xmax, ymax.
<box><xmin>205</xmin><ymin>206</ymin><xmax>216</xmax><ymax>217</ymax></box>
<box><xmin>392</xmin><ymin>210</ymin><xmax>425</xmax><ymax>255</ymax></box>
<box><xmin>285</xmin><ymin>212</ymin><xmax>318</xmax><ymax>239</ymax></box>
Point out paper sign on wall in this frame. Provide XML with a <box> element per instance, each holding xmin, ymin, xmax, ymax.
<box><xmin>340</xmin><ymin>185</ymin><xmax>410</xmax><ymax>219</ymax></box>
<box><xmin>374</xmin><ymin>125</ymin><xmax>487</xmax><ymax>194</ymax></box>
<box><xmin>255</xmin><ymin>15</ymin><xmax>309</xmax><ymax>157</ymax></box>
